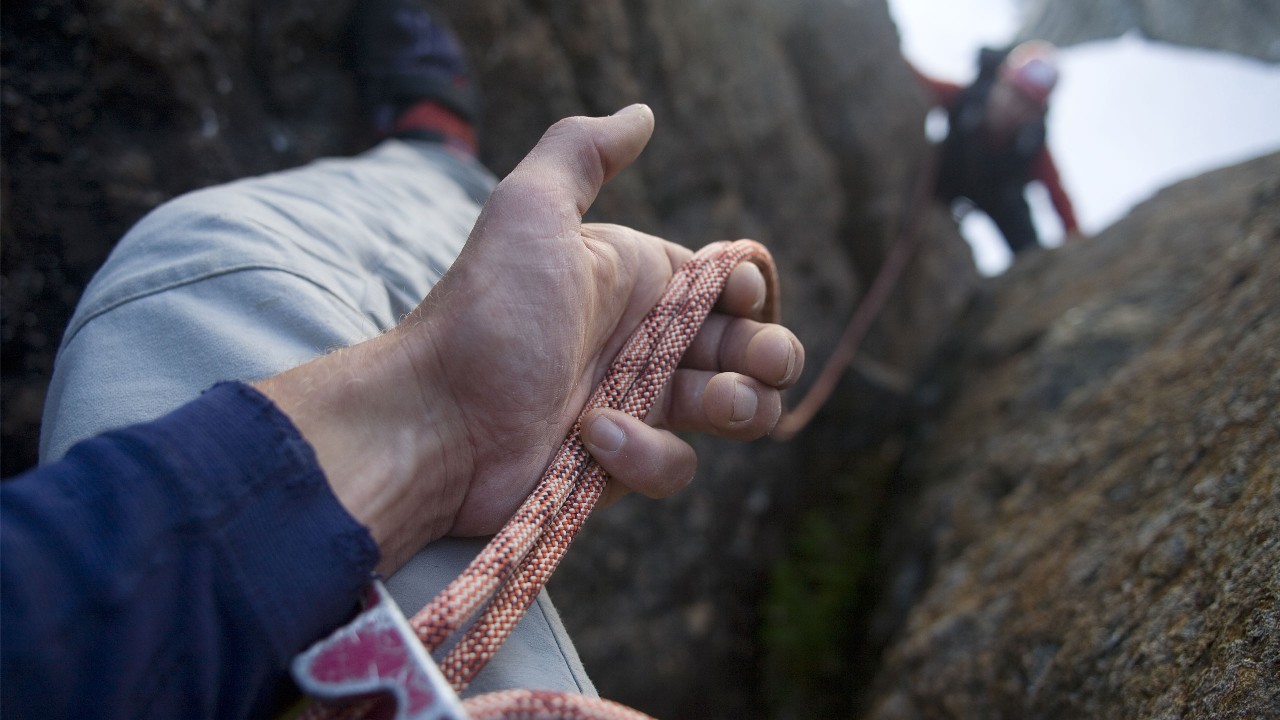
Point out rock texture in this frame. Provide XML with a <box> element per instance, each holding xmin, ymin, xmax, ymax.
<box><xmin>865</xmin><ymin>153</ymin><xmax>1280</xmax><ymax>718</ymax></box>
<box><xmin>1016</xmin><ymin>0</ymin><xmax>1280</xmax><ymax>62</ymax></box>
<box><xmin>2</xmin><ymin>0</ymin><xmax>973</xmax><ymax>717</ymax></box>
<box><xmin>1</xmin><ymin>0</ymin><xmax>367</xmax><ymax>476</ymax></box>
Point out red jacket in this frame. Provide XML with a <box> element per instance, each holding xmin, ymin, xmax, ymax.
<box><xmin>915</xmin><ymin>69</ymin><xmax>1079</xmax><ymax>233</ymax></box>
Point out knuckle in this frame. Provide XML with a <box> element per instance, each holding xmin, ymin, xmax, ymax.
<box><xmin>546</xmin><ymin>115</ymin><xmax>594</xmax><ymax>141</ymax></box>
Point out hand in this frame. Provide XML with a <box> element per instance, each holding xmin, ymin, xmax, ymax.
<box><xmin>257</xmin><ymin>105</ymin><xmax>804</xmax><ymax>573</ymax></box>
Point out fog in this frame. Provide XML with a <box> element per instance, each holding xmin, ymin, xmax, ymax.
<box><xmin>888</xmin><ymin>0</ymin><xmax>1280</xmax><ymax>274</ymax></box>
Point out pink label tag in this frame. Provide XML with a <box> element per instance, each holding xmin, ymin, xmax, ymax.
<box><xmin>293</xmin><ymin>581</ymin><xmax>466</xmax><ymax>720</ymax></box>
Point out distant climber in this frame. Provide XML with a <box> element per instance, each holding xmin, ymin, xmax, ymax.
<box><xmin>915</xmin><ymin>40</ymin><xmax>1081</xmax><ymax>254</ymax></box>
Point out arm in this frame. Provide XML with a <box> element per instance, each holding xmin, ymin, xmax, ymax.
<box><xmin>258</xmin><ymin>104</ymin><xmax>804</xmax><ymax>571</ymax></box>
<box><xmin>1</xmin><ymin>383</ymin><xmax>377</xmax><ymax>720</ymax></box>
<box><xmin>1030</xmin><ymin>145</ymin><xmax>1080</xmax><ymax>234</ymax></box>
<box><xmin>3</xmin><ymin>105</ymin><xmax>804</xmax><ymax>718</ymax></box>
<box><xmin>910</xmin><ymin>64</ymin><xmax>964</xmax><ymax>108</ymax></box>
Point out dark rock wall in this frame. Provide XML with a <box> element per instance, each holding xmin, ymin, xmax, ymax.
<box><xmin>865</xmin><ymin>153</ymin><xmax>1280</xmax><ymax>719</ymax></box>
<box><xmin>2</xmin><ymin>0</ymin><xmax>366</xmax><ymax>476</ymax></box>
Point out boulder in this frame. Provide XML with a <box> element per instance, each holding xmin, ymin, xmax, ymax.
<box><xmin>865</xmin><ymin>152</ymin><xmax>1280</xmax><ymax>719</ymax></box>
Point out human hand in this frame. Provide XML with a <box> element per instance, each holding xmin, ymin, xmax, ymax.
<box><xmin>259</xmin><ymin>105</ymin><xmax>804</xmax><ymax>572</ymax></box>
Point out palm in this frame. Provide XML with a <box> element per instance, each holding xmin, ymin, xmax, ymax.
<box><xmin>257</xmin><ymin>108</ymin><xmax>799</xmax><ymax>572</ymax></box>
<box><xmin>408</xmin><ymin>115</ymin><xmax>682</xmax><ymax>535</ymax></box>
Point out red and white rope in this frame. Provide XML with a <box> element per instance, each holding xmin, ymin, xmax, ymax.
<box><xmin>461</xmin><ymin>690</ymin><xmax>655</xmax><ymax>720</ymax></box>
<box><xmin>311</xmin><ymin>240</ymin><xmax>778</xmax><ymax>720</ymax></box>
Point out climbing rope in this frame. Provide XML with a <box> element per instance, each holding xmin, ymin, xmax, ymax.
<box><xmin>300</xmin><ymin>240</ymin><xmax>779</xmax><ymax>720</ymax></box>
<box><xmin>298</xmin><ymin>148</ymin><xmax>938</xmax><ymax>718</ymax></box>
<box><xmin>411</xmin><ymin>239</ymin><xmax>778</xmax><ymax>691</ymax></box>
<box><xmin>772</xmin><ymin>146</ymin><xmax>940</xmax><ymax>440</ymax></box>
<box><xmin>462</xmin><ymin>690</ymin><xmax>655</xmax><ymax>720</ymax></box>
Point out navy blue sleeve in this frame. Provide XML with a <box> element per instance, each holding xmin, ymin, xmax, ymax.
<box><xmin>1</xmin><ymin>382</ymin><xmax>380</xmax><ymax>720</ymax></box>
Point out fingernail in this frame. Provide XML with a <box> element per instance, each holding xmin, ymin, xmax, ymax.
<box><xmin>746</xmin><ymin>263</ymin><xmax>767</xmax><ymax>316</ymax></box>
<box><xmin>586</xmin><ymin>414</ymin><xmax>625</xmax><ymax>453</ymax></box>
<box><xmin>758</xmin><ymin>326</ymin><xmax>799</xmax><ymax>385</ymax></box>
<box><xmin>782</xmin><ymin>337</ymin><xmax>799</xmax><ymax>385</ymax></box>
<box><xmin>731</xmin><ymin>380</ymin><xmax>758</xmax><ymax>423</ymax></box>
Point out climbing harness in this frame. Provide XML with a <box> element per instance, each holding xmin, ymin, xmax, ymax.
<box><xmin>293</xmin><ymin>240</ymin><xmax>780</xmax><ymax>720</ymax></box>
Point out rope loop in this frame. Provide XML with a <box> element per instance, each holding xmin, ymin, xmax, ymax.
<box><xmin>305</xmin><ymin>241</ymin><xmax>779</xmax><ymax>720</ymax></box>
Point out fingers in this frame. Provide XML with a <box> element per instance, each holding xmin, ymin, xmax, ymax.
<box><xmin>681</xmin><ymin>314</ymin><xmax>804</xmax><ymax>389</ymax></box>
<box><xmin>500</xmin><ymin>104</ymin><xmax>656</xmax><ymax>218</ymax></box>
<box><xmin>581</xmin><ymin>409</ymin><xmax>697</xmax><ymax>500</ymax></box>
<box><xmin>717</xmin><ymin>261</ymin><xmax>769</xmax><ymax>319</ymax></box>
<box><xmin>661</xmin><ymin>370</ymin><xmax>783</xmax><ymax>440</ymax></box>
<box><xmin>578</xmin><ymin>371</ymin><xmax>782</xmax><ymax>509</ymax></box>
<box><xmin>690</xmin><ymin>259</ymin><xmax>803</xmax><ymax>388</ymax></box>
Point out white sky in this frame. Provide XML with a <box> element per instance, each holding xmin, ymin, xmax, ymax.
<box><xmin>887</xmin><ymin>0</ymin><xmax>1280</xmax><ymax>274</ymax></box>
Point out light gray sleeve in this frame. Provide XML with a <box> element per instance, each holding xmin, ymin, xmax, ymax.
<box><xmin>38</xmin><ymin>139</ymin><xmax>596</xmax><ymax>697</ymax></box>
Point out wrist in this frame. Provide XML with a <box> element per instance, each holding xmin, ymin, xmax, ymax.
<box><xmin>255</xmin><ymin>331</ymin><xmax>472</xmax><ymax>574</ymax></box>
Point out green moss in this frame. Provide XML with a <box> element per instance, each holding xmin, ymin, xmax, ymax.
<box><xmin>762</xmin><ymin>443</ymin><xmax>901</xmax><ymax>717</ymax></box>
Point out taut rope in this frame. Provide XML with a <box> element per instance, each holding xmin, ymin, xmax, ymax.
<box><xmin>772</xmin><ymin>146</ymin><xmax>940</xmax><ymax>440</ymax></box>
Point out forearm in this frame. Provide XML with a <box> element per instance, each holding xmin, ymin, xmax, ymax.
<box><xmin>1032</xmin><ymin>147</ymin><xmax>1079</xmax><ymax>232</ymax></box>
<box><xmin>254</xmin><ymin>325</ymin><xmax>471</xmax><ymax>574</ymax></box>
<box><xmin>1</xmin><ymin>383</ymin><xmax>377</xmax><ymax>719</ymax></box>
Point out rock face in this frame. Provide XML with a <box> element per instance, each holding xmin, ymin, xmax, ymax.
<box><xmin>2</xmin><ymin>0</ymin><xmax>973</xmax><ymax>717</ymax></box>
<box><xmin>1016</xmin><ymin>0</ymin><xmax>1280</xmax><ymax>62</ymax></box>
<box><xmin>864</xmin><ymin>153</ymin><xmax>1280</xmax><ymax>718</ymax></box>
<box><xmin>1</xmin><ymin>0</ymin><xmax>367</xmax><ymax>476</ymax></box>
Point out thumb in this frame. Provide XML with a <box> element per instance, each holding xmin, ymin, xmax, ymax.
<box><xmin>501</xmin><ymin>104</ymin><xmax>655</xmax><ymax>218</ymax></box>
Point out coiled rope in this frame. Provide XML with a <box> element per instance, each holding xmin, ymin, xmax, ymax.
<box><xmin>304</xmin><ymin>240</ymin><xmax>779</xmax><ymax>720</ymax></box>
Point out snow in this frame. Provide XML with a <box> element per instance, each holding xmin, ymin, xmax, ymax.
<box><xmin>887</xmin><ymin>0</ymin><xmax>1280</xmax><ymax>275</ymax></box>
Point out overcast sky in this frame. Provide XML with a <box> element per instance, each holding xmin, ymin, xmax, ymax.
<box><xmin>887</xmin><ymin>0</ymin><xmax>1280</xmax><ymax>274</ymax></box>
